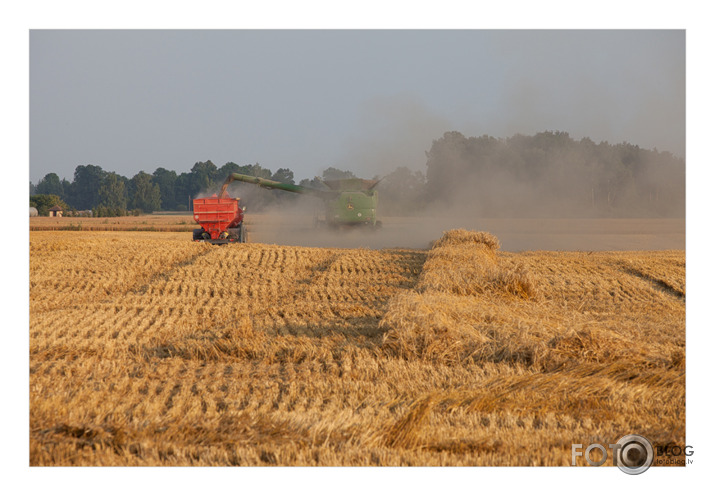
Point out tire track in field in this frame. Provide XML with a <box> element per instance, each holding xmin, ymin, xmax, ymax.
<box><xmin>276</xmin><ymin>248</ymin><xmax>427</xmax><ymax>339</ymax></box>
<box><xmin>128</xmin><ymin>244</ymin><xmax>214</xmax><ymax>296</ymax></box>
<box><xmin>618</xmin><ymin>263</ymin><xmax>685</xmax><ymax>301</ymax></box>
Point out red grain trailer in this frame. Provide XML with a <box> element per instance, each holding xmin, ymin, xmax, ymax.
<box><xmin>192</xmin><ymin>194</ymin><xmax>246</xmax><ymax>244</ymax></box>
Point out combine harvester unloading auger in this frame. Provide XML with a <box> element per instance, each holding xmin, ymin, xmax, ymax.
<box><xmin>192</xmin><ymin>173</ymin><xmax>381</xmax><ymax>243</ymax></box>
<box><xmin>221</xmin><ymin>173</ymin><xmax>381</xmax><ymax>229</ymax></box>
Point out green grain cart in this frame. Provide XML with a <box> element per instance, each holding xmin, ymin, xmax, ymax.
<box><xmin>220</xmin><ymin>173</ymin><xmax>381</xmax><ymax>228</ymax></box>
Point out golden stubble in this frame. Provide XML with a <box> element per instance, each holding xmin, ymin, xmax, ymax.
<box><xmin>30</xmin><ymin>230</ymin><xmax>684</xmax><ymax>466</ymax></box>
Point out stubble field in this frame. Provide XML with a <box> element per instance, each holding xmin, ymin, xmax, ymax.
<box><xmin>29</xmin><ymin>228</ymin><xmax>685</xmax><ymax>466</ymax></box>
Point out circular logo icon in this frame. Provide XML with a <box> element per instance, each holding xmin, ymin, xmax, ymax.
<box><xmin>615</xmin><ymin>434</ymin><xmax>654</xmax><ymax>475</ymax></box>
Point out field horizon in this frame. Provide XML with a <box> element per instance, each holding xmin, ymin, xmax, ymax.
<box><xmin>30</xmin><ymin>214</ymin><xmax>685</xmax><ymax>252</ymax></box>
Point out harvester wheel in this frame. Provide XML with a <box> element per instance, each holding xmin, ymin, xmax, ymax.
<box><xmin>193</xmin><ymin>228</ymin><xmax>205</xmax><ymax>241</ymax></box>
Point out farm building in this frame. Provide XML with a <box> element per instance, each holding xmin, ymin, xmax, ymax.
<box><xmin>30</xmin><ymin>207</ymin><xmax>38</xmax><ymax>217</ymax></box>
<box><xmin>48</xmin><ymin>205</ymin><xmax>64</xmax><ymax>217</ymax></box>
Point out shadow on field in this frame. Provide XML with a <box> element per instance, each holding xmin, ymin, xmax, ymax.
<box><xmin>132</xmin><ymin>248</ymin><xmax>428</xmax><ymax>362</ymax></box>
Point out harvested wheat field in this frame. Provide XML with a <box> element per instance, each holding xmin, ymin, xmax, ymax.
<box><xmin>29</xmin><ymin>214</ymin><xmax>196</xmax><ymax>232</ymax></box>
<box><xmin>29</xmin><ymin>229</ymin><xmax>685</xmax><ymax>466</ymax></box>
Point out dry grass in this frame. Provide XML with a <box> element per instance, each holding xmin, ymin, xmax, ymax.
<box><xmin>381</xmin><ymin>230</ymin><xmax>540</xmax><ymax>362</ymax></box>
<box><xmin>420</xmin><ymin>230</ymin><xmax>538</xmax><ymax>298</ymax></box>
<box><xmin>30</xmin><ymin>214</ymin><xmax>196</xmax><ymax>232</ymax></box>
<box><xmin>29</xmin><ymin>229</ymin><xmax>684</xmax><ymax>466</ymax></box>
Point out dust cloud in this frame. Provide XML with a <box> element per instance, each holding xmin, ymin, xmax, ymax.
<box><xmin>224</xmin><ymin>93</ymin><xmax>685</xmax><ymax>253</ymax></box>
<box><xmin>247</xmin><ymin>212</ymin><xmax>685</xmax><ymax>252</ymax></box>
<box><xmin>245</xmin><ymin>195</ymin><xmax>684</xmax><ymax>252</ymax></box>
<box><xmin>243</xmin><ymin>129</ymin><xmax>685</xmax><ymax>252</ymax></box>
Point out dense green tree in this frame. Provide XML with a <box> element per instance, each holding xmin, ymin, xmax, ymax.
<box><xmin>322</xmin><ymin>167</ymin><xmax>355</xmax><ymax>181</ymax></box>
<box><xmin>61</xmin><ymin>179</ymin><xmax>72</xmax><ymax>199</ymax></box>
<box><xmin>271</xmin><ymin>168</ymin><xmax>295</xmax><ymax>185</ymax></box>
<box><xmin>130</xmin><ymin>171</ymin><xmax>161</xmax><ymax>213</ymax></box>
<box><xmin>35</xmin><ymin>173</ymin><xmax>64</xmax><ymax>197</ymax></box>
<box><xmin>174</xmin><ymin>172</ymin><xmax>193</xmax><ymax>210</ymax></box>
<box><xmin>152</xmin><ymin>167</ymin><xmax>178</xmax><ymax>210</ymax></box>
<box><xmin>299</xmin><ymin>177</ymin><xmax>327</xmax><ymax>189</ymax></box>
<box><xmin>98</xmin><ymin>172</ymin><xmax>128</xmax><ymax>210</ymax></box>
<box><xmin>189</xmin><ymin>160</ymin><xmax>220</xmax><ymax>196</ymax></box>
<box><xmin>218</xmin><ymin>162</ymin><xmax>244</xmax><ymax>179</ymax></box>
<box><xmin>69</xmin><ymin>164</ymin><xmax>106</xmax><ymax>210</ymax></box>
<box><xmin>236</xmin><ymin>163</ymin><xmax>271</xmax><ymax>179</ymax></box>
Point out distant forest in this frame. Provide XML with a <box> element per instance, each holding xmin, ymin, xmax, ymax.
<box><xmin>30</xmin><ymin>131</ymin><xmax>685</xmax><ymax>217</ymax></box>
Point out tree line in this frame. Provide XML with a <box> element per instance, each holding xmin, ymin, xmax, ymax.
<box><xmin>424</xmin><ymin>131</ymin><xmax>684</xmax><ymax>217</ymax></box>
<box><xmin>29</xmin><ymin>159</ymin><xmax>425</xmax><ymax>217</ymax></box>
<box><xmin>30</xmin><ymin>162</ymin><xmax>311</xmax><ymax>216</ymax></box>
<box><xmin>29</xmin><ymin>131</ymin><xmax>685</xmax><ymax>218</ymax></box>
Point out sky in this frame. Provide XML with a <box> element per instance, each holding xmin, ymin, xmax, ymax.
<box><xmin>29</xmin><ymin>29</ymin><xmax>685</xmax><ymax>184</ymax></box>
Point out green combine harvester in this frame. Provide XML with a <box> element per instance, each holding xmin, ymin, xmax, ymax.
<box><xmin>220</xmin><ymin>173</ymin><xmax>381</xmax><ymax>228</ymax></box>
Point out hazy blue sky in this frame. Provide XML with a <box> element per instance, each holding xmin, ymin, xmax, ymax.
<box><xmin>29</xmin><ymin>30</ymin><xmax>684</xmax><ymax>184</ymax></box>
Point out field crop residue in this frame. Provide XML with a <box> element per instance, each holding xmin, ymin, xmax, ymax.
<box><xmin>29</xmin><ymin>230</ymin><xmax>684</xmax><ymax>466</ymax></box>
